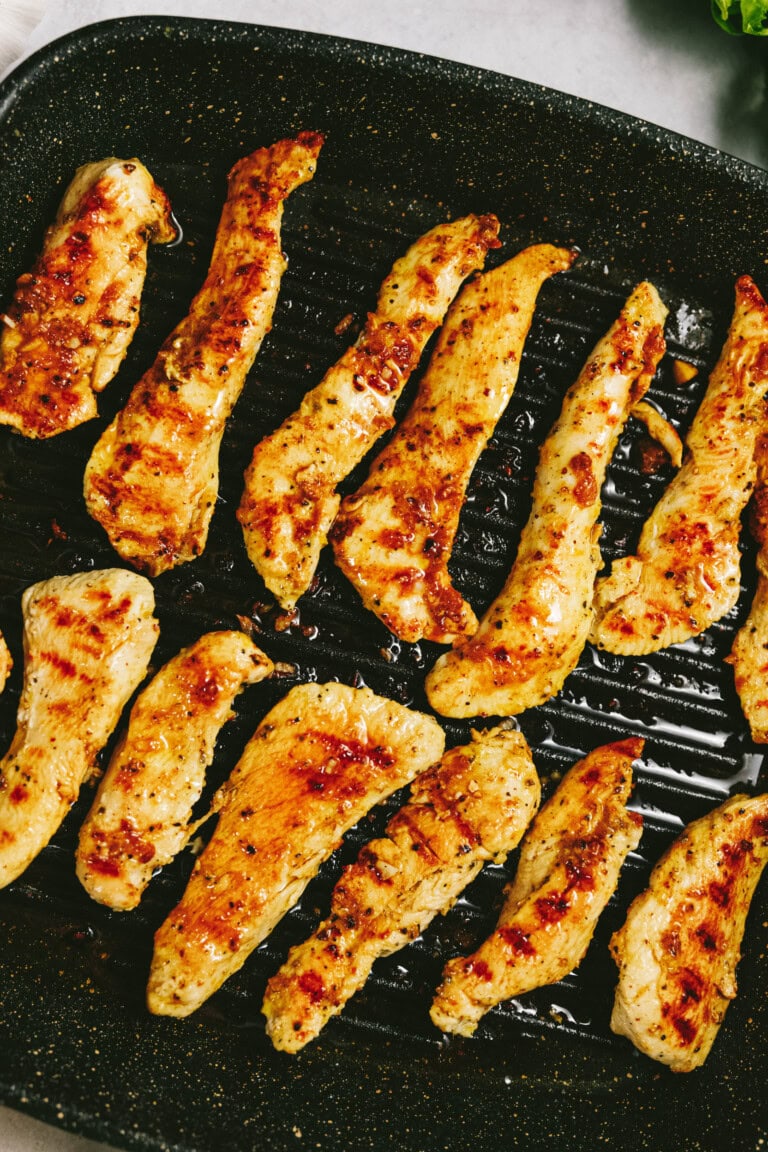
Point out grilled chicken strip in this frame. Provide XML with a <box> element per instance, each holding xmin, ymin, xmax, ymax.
<box><xmin>0</xmin><ymin>633</ymin><xmax>11</xmax><ymax>695</ymax></box>
<box><xmin>430</xmin><ymin>737</ymin><xmax>643</xmax><ymax>1037</ymax></box>
<box><xmin>147</xmin><ymin>682</ymin><xmax>445</xmax><ymax>1017</ymax></box>
<box><xmin>610</xmin><ymin>792</ymin><xmax>768</xmax><ymax>1072</ymax></box>
<box><xmin>262</xmin><ymin>726</ymin><xmax>540</xmax><ymax>1052</ymax></box>
<box><xmin>728</xmin><ymin>432</ymin><xmax>768</xmax><ymax>741</ymax></box>
<box><xmin>331</xmin><ymin>244</ymin><xmax>576</xmax><ymax>644</ymax></box>
<box><xmin>426</xmin><ymin>282</ymin><xmax>668</xmax><ymax>719</ymax></box>
<box><xmin>84</xmin><ymin>132</ymin><xmax>323</xmax><ymax>576</ymax></box>
<box><xmin>0</xmin><ymin>158</ymin><xmax>175</xmax><ymax>438</ymax></box>
<box><xmin>591</xmin><ymin>275</ymin><xmax>768</xmax><ymax>655</ymax></box>
<box><xmin>76</xmin><ymin>630</ymin><xmax>274</xmax><ymax>911</ymax></box>
<box><xmin>237</xmin><ymin>213</ymin><xmax>501</xmax><ymax>611</ymax></box>
<box><xmin>0</xmin><ymin>569</ymin><xmax>158</xmax><ymax>888</ymax></box>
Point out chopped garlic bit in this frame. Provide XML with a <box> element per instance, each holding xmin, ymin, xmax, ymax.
<box><xmin>672</xmin><ymin>358</ymin><xmax>698</xmax><ymax>386</ymax></box>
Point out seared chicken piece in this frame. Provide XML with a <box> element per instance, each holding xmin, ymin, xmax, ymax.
<box><xmin>430</xmin><ymin>738</ymin><xmax>643</xmax><ymax>1037</ymax></box>
<box><xmin>331</xmin><ymin>244</ymin><xmax>576</xmax><ymax>644</ymax></box>
<box><xmin>147</xmin><ymin>682</ymin><xmax>445</xmax><ymax>1017</ymax></box>
<box><xmin>84</xmin><ymin>132</ymin><xmax>323</xmax><ymax>576</ymax></box>
<box><xmin>728</xmin><ymin>432</ymin><xmax>768</xmax><ymax>741</ymax></box>
<box><xmin>0</xmin><ymin>158</ymin><xmax>175</xmax><ymax>438</ymax></box>
<box><xmin>76</xmin><ymin>630</ymin><xmax>274</xmax><ymax>910</ymax></box>
<box><xmin>591</xmin><ymin>275</ymin><xmax>768</xmax><ymax>655</ymax></box>
<box><xmin>610</xmin><ymin>792</ymin><xmax>768</xmax><ymax>1072</ymax></box>
<box><xmin>237</xmin><ymin>213</ymin><xmax>501</xmax><ymax>610</ymax></box>
<box><xmin>426</xmin><ymin>282</ymin><xmax>668</xmax><ymax>718</ymax></box>
<box><xmin>262</xmin><ymin>726</ymin><xmax>541</xmax><ymax>1051</ymax></box>
<box><xmin>0</xmin><ymin>633</ymin><xmax>11</xmax><ymax>694</ymax></box>
<box><xmin>0</xmin><ymin>569</ymin><xmax>158</xmax><ymax>888</ymax></box>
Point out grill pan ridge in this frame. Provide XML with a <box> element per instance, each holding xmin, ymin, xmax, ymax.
<box><xmin>0</xmin><ymin>16</ymin><xmax>766</xmax><ymax>1152</ymax></box>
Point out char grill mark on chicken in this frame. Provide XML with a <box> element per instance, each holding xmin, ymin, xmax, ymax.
<box><xmin>76</xmin><ymin>630</ymin><xmax>273</xmax><ymax>911</ymax></box>
<box><xmin>0</xmin><ymin>568</ymin><xmax>158</xmax><ymax>888</ymax></box>
<box><xmin>430</xmin><ymin>738</ymin><xmax>643</xmax><ymax>1036</ymax></box>
<box><xmin>727</xmin><ymin>426</ymin><xmax>768</xmax><ymax>741</ymax></box>
<box><xmin>591</xmin><ymin>275</ymin><xmax>768</xmax><ymax>655</ymax></box>
<box><xmin>0</xmin><ymin>158</ymin><xmax>175</xmax><ymax>438</ymax></box>
<box><xmin>237</xmin><ymin>213</ymin><xmax>501</xmax><ymax>611</ymax></box>
<box><xmin>146</xmin><ymin>682</ymin><xmax>445</xmax><ymax>1018</ymax></box>
<box><xmin>610</xmin><ymin>792</ymin><xmax>768</xmax><ymax>1071</ymax></box>
<box><xmin>84</xmin><ymin>132</ymin><xmax>323</xmax><ymax>576</ymax></box>
<box><xmin>262</xmin><ymin>726</ymin><xmax>540</xmax><ymax>1051</ymax></box>
<box><xmin>425</xmin><ymin>282</ymin><xmax>667</xmax><ymax>718</ymax></box>
<box><xmin>331</xmin><ymin>243</ymin><xmax>576</xmax><ymax>645</ymax></box>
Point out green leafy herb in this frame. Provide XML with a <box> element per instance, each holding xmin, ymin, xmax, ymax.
<box><xmin>712</xmin><ymin>0</ymin><xmax>768</xmax><ymax>34</ymax></box>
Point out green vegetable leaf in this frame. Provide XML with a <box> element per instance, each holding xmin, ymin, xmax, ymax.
<box><xmin>711</xmin><ymin>0</ymin><xmax>768</xmax><ymax>34</ymax></box>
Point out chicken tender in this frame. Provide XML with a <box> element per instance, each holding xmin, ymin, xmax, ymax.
<box><xmin>0</xmin><ymin>158</ymin><xmax>175</xmax><ymax>438</ymax></box>
<box><xmin>84</xmin><ymin>132</ymin><xmax>323</xmax><ymax>576</ymax></box>
<box><xmin>0</xmin><ymin>569</ymin><xmax>158</xmax><ymax>888</ymax></box>
<box><xmin>0</xmin><ymin>633</ymin><xmax>11</xmax><ymax>694</ymax></box>
<box><xmin>147</xmin><ymin>682</ymin><xmax>445</xmax><ymax>1018</ymax></box>
<box><xmin>262</xmin><ymin>726</ymin><xmax>540</xmax><ymax>1052</ymax></box>
<box><xmin>610</xmin><ymin>792</ymin><xmax>768</xmax><ymax>1072</ymax></box>
<box><xmin>727</xmin><ymin>431</ymin><xmax>768</xmax><ymax>741</ymax></box>
<box><xmin>425</xmin><ymin>282</ymin><xmax>667</xmax><ymax>718</ymax></box>
<box><xmin>591</xmin><ymin>275</ymin><xmax>768</xmax><ymax>655</ymax></box>
<box><xmin>331</xmin><ymin>244</ymin><xmax>576</xmax><ymax>644</ymax></box>
<box><xmin>237</xmin><ymin>213</ymin><xmax>501</xmax><ymax>611</ymax></box>
<box><xmin>430</xmin><ymin>738</ymin><xmax>643</xmax><ymax>1037</ymax></box>
<box><xmin>76</xmin><ymin>630</ymin><xmax>274</xmax><ymax>910</ymax></box>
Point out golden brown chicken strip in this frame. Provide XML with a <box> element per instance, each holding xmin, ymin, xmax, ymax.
<box><xmin>0</xmin><ymin>158</ymin><xmax>175</xmax><ymax>438</ymax></box>
<box><xmin>84</xmin><ymin>132</ymin><xmax>323</xmax><ymax>576</ymax></box>
<box><xmin>425</xmin><ymin>282</ymin><xmax>668</xmax><ymax>719</ymax></box>
<box><xmin>0</xmin><ymin>569</ymin><xmax>158</xmax><ymax>889</ymax></box>
<box><xmin>146</xmin><ymin>682</ymin><xmax>445</xmax><ymax>1018</ymax></box>
<box><xmin>76</xmin><ymin>630</ymin><xmax>274</xmax><ymax>910</ymax></box>
<box><xmin>727</xmin><ymin>431</ymin><xmax>768</xmax><ymax>741</ymax></box>
<box><xmin>591</xmin><ymin>275</ymin><xmax>768</xmax><ymax>655</ymax></box>
<box><xmin>610</xmin><ymin>792</ymin><xmax>768</xmax><ymax>1072</ymax></box>
<box><xmin>237</xmin><ymin>213</ymin><xmax>501</xmax><ymax>611</ymax></box>
<box><xmin>430</xmin><ymin>738</ymin><xmax>643</xmax><ymax>1037</ymax></box>
<box><xmin>0</xmin><ymin>633</ymin><xmax>11</xmax><ymax>695</ymax></box>
<box><xmin>331</xmin><ymin>244</ymin><xmax>576</xmax><ymax>644</ymax></box>
<box><xmin>262</xmin><ymin>726</ymin><xmax>540</xmax><ymax>1051</ymax></box>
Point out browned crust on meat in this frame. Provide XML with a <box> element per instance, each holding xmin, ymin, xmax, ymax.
<box><xmin>610</xmin><ymin>792</ymin><xmax>768</xmax><ymax>1071</ymax></box>
<box><xmin>430</xmin><ymin>738</ymin><xmax>643</xmax><ymax>1036</ymax></box>
<box><xmin>0</xmin><ymin>159</ymin><xmax>175</xmax><ymax>437</ymax></box>
<box><xmin>262</xmin><ymin>727</ymin><xmax>540</xmax><ymax>1051</ymax></box>
<box><xmin>84</xmin><ymin>133</ymin><xmax>323</xmax><ymax>575</ymax></box>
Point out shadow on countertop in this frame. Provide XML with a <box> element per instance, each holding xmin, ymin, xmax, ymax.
<box><xmin>626</xmin><ymin>0</ymin><xmax>767</xmax><ymax>169</ymax></box>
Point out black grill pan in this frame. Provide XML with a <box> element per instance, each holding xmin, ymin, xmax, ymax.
<box><xmin>0</xmin><ymin>16</ymin><xmax>766</xmax><ymax>1152</ymax></box>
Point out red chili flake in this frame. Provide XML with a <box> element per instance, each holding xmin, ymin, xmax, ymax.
<box><xmin>499</xmin><ymin>925</ymin><xmax>536</xmax><ymax>957</ymax></box>
<box><xmin>298</xmin><ymin>970</ymin><xmax>325</xmax><ymax>1005</ymax></box>
<box><xmin>467</xmin><ymin>959</ymin><xmax>493</xmax><ymax>981</ymax></box>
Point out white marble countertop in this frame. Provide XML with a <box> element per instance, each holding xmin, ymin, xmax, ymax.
<box><xmin>0</xmin><ymin>2</ymin><xmax>765</xmax><ymax>1150</ymax></box>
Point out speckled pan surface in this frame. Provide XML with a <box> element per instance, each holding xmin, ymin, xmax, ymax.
<box><xmin>0</xmin><ymin>15</ymin><xmax>767</xmax><ymax>1152</ymax></box>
